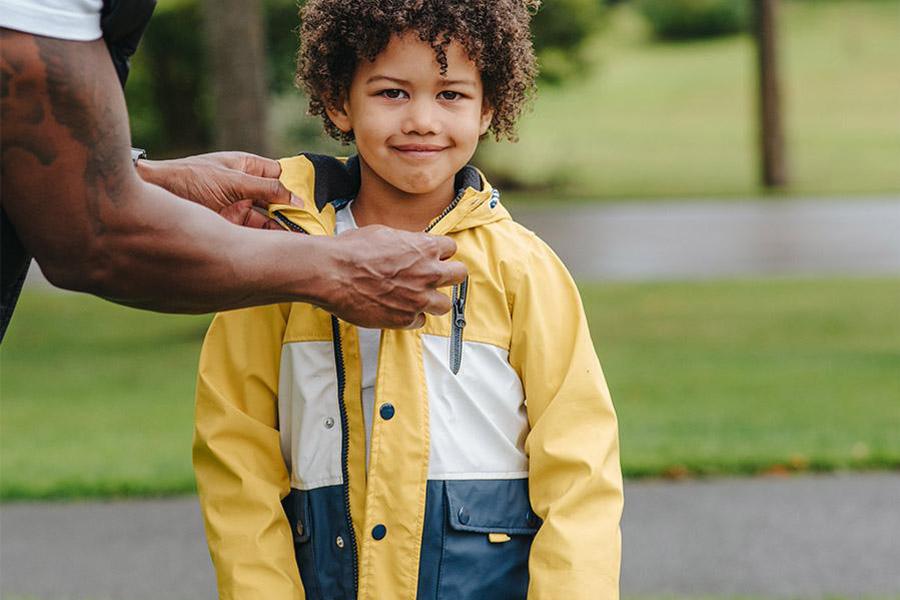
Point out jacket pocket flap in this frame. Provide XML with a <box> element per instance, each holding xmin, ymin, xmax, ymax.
<box><xmin>444</xmin><ymin>479</ymin><xmax>541</xmax><ymax>535</ymax></box>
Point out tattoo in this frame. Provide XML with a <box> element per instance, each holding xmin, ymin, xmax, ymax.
<box><xmin>2</xmin><ymin>33</ymin><xmax>132</xmax><ymax>235</ymax></box>
<box><xmin>35</xmin><ymin>36</ymin><xmax>131</xmax><ymax>233</ymax></box>
<box><xmin>1</xmin><ymin>43</ymin><xmax>55</xmax><ymax>165</ymax></box>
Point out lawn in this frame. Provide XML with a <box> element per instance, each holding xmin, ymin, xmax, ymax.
<box><xmin>585</xmin><ymin>278</ymin><xmax>900</xmax><ymax>477</ymax></box>
<box><xmin>475</xmin><ymin>0</ymin><xmax>900</xmax><ymax>200</ymax></box>
<box><xmin>2</xmin><ymin>279</ymin><xmax>899</xmax><ymax>500</ymax></box>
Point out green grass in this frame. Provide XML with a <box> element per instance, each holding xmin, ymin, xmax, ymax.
<box><xmin>0</xmin><ymin>292</ymin><xmax>210</xmax><ymax>500</ymax></box>
<box><xmin>585</xmin><ymin>278</ymin><xmax>900</xmax><ymax>477</ymax></box>
<box><xmin>478</xmin><ymin>0</ymin><xmax>900</xmax><ymax>200</ymax></box>
<box><xmin>2</xmin><ymin>279</ymin><xmax>899</xmax><ymax>500</ymax></box>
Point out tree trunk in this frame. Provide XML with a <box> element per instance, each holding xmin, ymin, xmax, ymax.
<box><xmin>202</xmin><ymin>0</ymin><xmax>270</xmax><ymax>155</ymax></box>
<box><xmin>754</xmin><ymin>0</ymin><xmax>788</xmax><ymax>188</ymax></box>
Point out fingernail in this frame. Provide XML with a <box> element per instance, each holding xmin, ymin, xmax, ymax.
<box><xmin>290</xmin><ymin>194</ymin><xmax>303</xmax><ymax>208</ymax></box>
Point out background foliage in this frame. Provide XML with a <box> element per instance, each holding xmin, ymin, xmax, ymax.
<box><xmin>128</xmin><ymin>0</ymin><xmax>601</xmax><ymax>156</ymax></box>
<box><xmin>637</xmin><ymin>0</ymin><xmax>750</xmax><ymax>40</ymax></box>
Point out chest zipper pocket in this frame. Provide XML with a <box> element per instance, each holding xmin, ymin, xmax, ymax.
<box><xmin>449</xmin><ymin>277</ymin><xmax>468</xmax><ymax>375</ymax></box>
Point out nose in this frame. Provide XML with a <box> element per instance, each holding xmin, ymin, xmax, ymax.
<box><xmin>401</xmin><ymin>97</ymin><xmax>442</xmax><ymax>136</ymax></box>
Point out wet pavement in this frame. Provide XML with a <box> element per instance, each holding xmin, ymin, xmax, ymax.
<box><xmin>510</xmin><ymin>196</ymin><xmax>900</xmax><ymax>279</ymax></box>
<box><xmin>2</xmin><ymin>473</ymin><xmax>899</xmax><ymax>599</ymax></box>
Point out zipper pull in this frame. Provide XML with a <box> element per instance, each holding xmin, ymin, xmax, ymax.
<box><xmin>449</xmin><ymin>277</ymin><xmax>468</xmax><ymax>375</ymax></box>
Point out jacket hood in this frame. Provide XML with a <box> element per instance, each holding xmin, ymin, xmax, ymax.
<box><xmin>270</xmin><ymin>153</ymin><xmax>510</xmax><ymax>236</ymax></box>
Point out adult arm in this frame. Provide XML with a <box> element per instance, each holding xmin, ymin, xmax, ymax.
<box><xmin>0</xmin><ymin>29</ymin><xmax>464</xmax><ymax>325</ymax></box>
<box><xmin>508</xmin><ymin>236</ymin><xmax>624</xmax><ymax>600</ymax></box>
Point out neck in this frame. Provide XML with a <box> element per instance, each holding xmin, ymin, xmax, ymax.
<box><xmin>351</xmin><ymin>156</ymin><xmax>457</xmax><ymax>232</ymax></box>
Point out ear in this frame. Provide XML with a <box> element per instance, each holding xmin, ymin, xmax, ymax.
<box><xmin>479</xmin><ymin>102</ymin><xmax>494</xmax><ymax>136</ymax></box>
<box><xmin>326</xmin><ymin>97</ymin><xmax>353</xmax><ymax>134</ymax></box>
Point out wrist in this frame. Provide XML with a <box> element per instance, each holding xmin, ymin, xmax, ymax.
<box><xmin>290</xmin><ymin>235</ymin><xmax>344</xmax><ymax>310</ymax></box>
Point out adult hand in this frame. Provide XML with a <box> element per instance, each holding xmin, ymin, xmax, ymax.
<box><xmin>318</xmin><ymin>225</ymin><xmax>468</xmax><ymax>329</ymax></box>
<box><xmin>135</xmin><ymin>151</ymin><xmax>296</xmax><ymax>229</ymax></box>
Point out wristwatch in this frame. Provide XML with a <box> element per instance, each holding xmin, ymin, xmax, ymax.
<box><xmin>131</xmin><ymin>147</ymin><xmax>148</xmax><ymax>165</ymax></box>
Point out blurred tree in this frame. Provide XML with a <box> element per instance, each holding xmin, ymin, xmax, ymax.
<box><xmin>638</xmin><ymin>0</ymin><xmax>749</xmax><ymax>40</ymax></box>
<box><xmin>202</xmin><ymin>0</ymin><xmax>270</xmax><ymax>155</ymax></box>
<box><xmin>754</xmin><ymin>0</ymin><xmax>788</xmax><ymax>187</ymax></box>
<box><xmin>126</xmin><ymin>1</ymin><xmax>212</xmax><ymax>156</ymax></box>
<box><xmin>531</xmin><ymin>0</ymin><xmax>605</xmax><ymax>84</ymax></box>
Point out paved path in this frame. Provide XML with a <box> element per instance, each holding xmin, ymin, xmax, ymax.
<box><xmin>3</xmin><ymin>473</ymin><xmax>899</xmax><ymax>599</ymax></box>
<box><xmin>24</xmin><ymin>197</ymin><xmax>900</xmax><ymax>290</ymax></box>
<box><xmin>511</xmin><ymin>196</ymin><xmax>900</xmax><ymax>279</ymax></box>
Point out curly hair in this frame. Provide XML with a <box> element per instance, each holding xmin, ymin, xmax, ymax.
<box><xmin>296</xmin><ymin>0</ymin><xmax>540</xmax><ymax>143</ymax></box>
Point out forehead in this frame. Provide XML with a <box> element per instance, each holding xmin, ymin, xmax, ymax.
<box><xmin>355</xmin><ymin>31</ymin><xmax>479</xmax><ymax>83</ymax></box>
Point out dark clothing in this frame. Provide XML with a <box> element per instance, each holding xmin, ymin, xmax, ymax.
<box><xmin>101</xmin><ymin>0</ymin><xmax>157</xmax><ymax>87</ymax></box>
<box><xmin>0</xmin><ymin>0</ymin><xmax>156</xmax><ymax>342</ymax></box>
<box><xmin>0</xmin><ymin>210</ymin><xmax>30</xmax><ymax>340</ymax></box>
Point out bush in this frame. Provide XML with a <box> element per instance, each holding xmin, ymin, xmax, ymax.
<box><xmin>531</xmin><ymin>0</ymin><xmax>605</xmax><ymax>83</ymax></box>
<box><xmin>637</xmin><ymin>0</ymin><xmax>750</xmax><ymax>40</ymax></box>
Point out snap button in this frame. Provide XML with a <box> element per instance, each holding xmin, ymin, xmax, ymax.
<box><xmin>324</xmin><ymin>417</ymin><xmax>335</xmax><ymax>429</ymax></box>
<box><xmin>372</xmin><ymin>524</ymin><xmax>387</xmax><ymax>540</ymax></box>
<box><xmin>379</xmin><ymin>403</ymin><xmax>395</xmax><ymax>420</ymax></box>
<box><xmin>457</xmin><ymin>507</ymin><xmax>470</xmax><ymax>525</ymax></box>
<box><xmin>335</xmin><ymin>535</ymin><xmax>345</xmax><ymax>548</ymax></box>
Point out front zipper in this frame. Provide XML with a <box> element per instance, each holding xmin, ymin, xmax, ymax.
<box><xmin>330</xmin><ymin>316</ymin><xmax>360</xmax><ymax>598</ymax></box>
<box><xmin>276</xmin><ymin>211</ymin><xmax>359</xmax><ymax>597</ymax></box>
<box><xmin>424</xmin><ymin>188</ymin><xmax>465</xmax><ymax>233</ymax></box>
<box><xmin>424</xmin><ymin>190</ymin><xmax>472</xmax><ymax>375</ymax></box>
<box><xmin>449</xmin><ymin>277</ymin><xmax>468</xmax><ymax>375</ymax></box>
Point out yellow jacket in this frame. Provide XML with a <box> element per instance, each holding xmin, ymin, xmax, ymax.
<box><xmin>194</xmin><ymin>154</ymin><xmax>623</xmax><ymax>600</ymax></box>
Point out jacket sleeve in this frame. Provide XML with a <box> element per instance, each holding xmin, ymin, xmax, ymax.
<box><xmin>508</xmin><ymin>236</ymin><xmax>624</xmax><ymax>600</ymax></box>
<box><xmin>193</xmin><ymin>304</ymin><xmax>304</xmax><ymax>600</ymax></box>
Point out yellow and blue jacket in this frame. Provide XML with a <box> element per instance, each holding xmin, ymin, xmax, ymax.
<box><xmin>193</xmin><ymin>154</ymin><xmax>623</xmax><ymax>600</ymax></box>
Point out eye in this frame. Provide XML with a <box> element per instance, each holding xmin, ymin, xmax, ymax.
<box><xmin>379</xmin><ymin>89</ymin><xmax>408</xmax><ymax>99</ymax></box>
<box><xmin>439</xmin><ymin>91</ymin><xmax>461</xmax><ymax>101</ymax></box>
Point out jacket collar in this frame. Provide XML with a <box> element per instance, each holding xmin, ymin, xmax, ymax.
<box><xmin>271</xmin><ymin>153</ymin><xmax>509</xmax><ymax>236</ymax></box>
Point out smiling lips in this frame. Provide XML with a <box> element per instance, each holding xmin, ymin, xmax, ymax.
<box><xmin>391</xmin><ymin>143</ymin><xmax>448</xmax><ymax>159</ymax></box>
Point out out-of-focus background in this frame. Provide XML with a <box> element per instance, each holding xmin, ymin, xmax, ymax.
<box><xmin>2</xmin><ymin>1</ymin><xmax>899</xmax><ymax>599</ymax></box>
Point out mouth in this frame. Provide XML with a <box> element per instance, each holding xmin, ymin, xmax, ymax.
<box><xmin>391</xmin><ymin>144</ymin><xmax>448</xmax><ymax>159</ymax></box>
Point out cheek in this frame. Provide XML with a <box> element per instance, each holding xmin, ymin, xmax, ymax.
<box><xmin>453</xmin><ymin>117</ymin><xmax>484</xmax><ymax>148</ymax></box>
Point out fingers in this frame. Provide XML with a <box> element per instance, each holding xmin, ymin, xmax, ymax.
<box><xmin>223</xmin><ymin>172</ymin><xmax>293</xmax><ymax>209</ymax></box>
<box><xmin>198</xmin><ymin>151</ymin><xmax>283</xmax><ymax>178</ymax></box>
<box><xmin>401</xmin><ymin>313</ymin><xmax>427</xmax><ymax>330</ymax></box>
<box><xmin>237</xmin><ymin>154</ymin><xmax>282</xmax><ymax>179</ymax></box>
<box><xmin>421</xmin><ymin>289</ymin><xmax>453</xmax><ymax>316</ymax></box>
<box><xmin>219</xmin><ymin>199</ymin><xmax>282</xmax><ymax>229</ymax></box>
<box><xmin>431</xmin><ymin>234</ymin><xmax>458</xmax><ymax>260</ymax></box>
<box><xmin>433</xmin><ymin>260</ymin><xmax>467</xmax><ymax>288</ymax></box>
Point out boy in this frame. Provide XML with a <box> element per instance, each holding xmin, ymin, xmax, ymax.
<box><xmin>193</xmin><ymin>1</ymin><xmax>623</xmax><ymax>599</ymax></box>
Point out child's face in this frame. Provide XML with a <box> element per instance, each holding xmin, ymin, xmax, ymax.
<box><xmin>327</xmin><ymin>32</ymin><xmax>493</xmax><ymax>198</ymax></box>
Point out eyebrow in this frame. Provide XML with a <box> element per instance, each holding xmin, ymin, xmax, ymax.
<box><xmin>365</xmin><ymin>75</ymin><xmax>477</xmax><ymax>88</ymax></box>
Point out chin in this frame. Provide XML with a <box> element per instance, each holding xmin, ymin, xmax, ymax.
<box><xmin>395</xmin><ymin>174</ymin><xmax>447</xmax><ymax>196</ymax></box>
